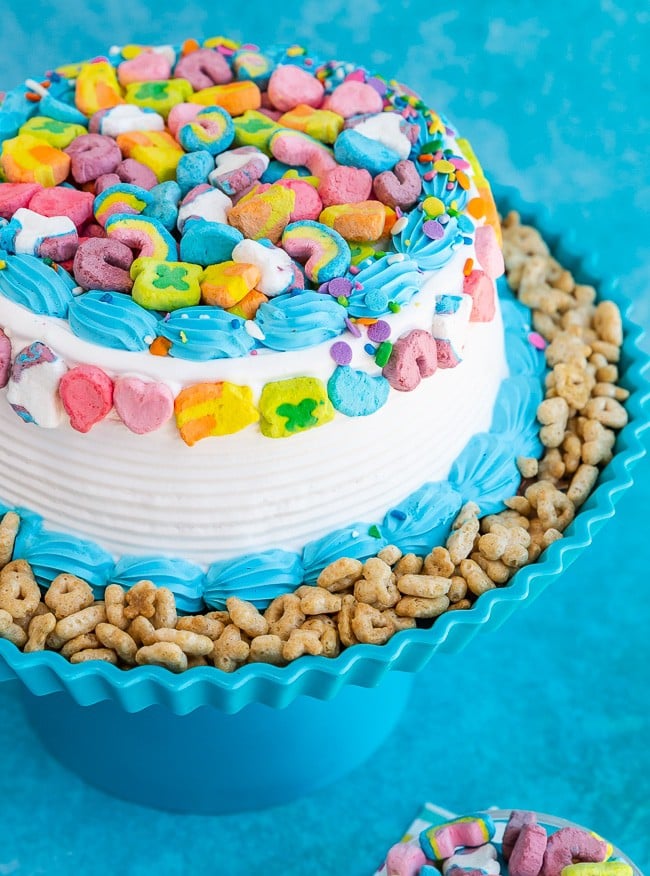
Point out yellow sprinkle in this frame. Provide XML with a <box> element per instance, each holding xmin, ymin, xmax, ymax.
<box><xmin>180</xmin><ymin>330</ymin><xmax>188</xmax><ymax>343</ymax></box>
<box><xmin>422</xmin><ymin>196</ymin><xmax>445</xmax><ymax>218</ymax></box>
<box><xmin>0</xmin><ymin>260</ymin><xmax>6</xmax><ymax>269</ymax></box>
<box><xmin>434</xmin><ymin>159</ymin><xmax>455</xmax><ymax>174</ymax></box>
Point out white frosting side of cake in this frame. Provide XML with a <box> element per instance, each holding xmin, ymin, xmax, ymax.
<box><xmin>0</xmin><ymin>291</ymin><xmax>506</xmax><ymax>564</ymax></box>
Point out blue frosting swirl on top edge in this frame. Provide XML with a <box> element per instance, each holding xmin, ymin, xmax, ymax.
<box><xmin>345</xmin><ymin>255</ymin><xmax>425</xmax><ymax>318</ymax></box>
<box><xmin>256</xmin><ymin>290</ymin><xmax>347</xmax><ymax>351</ymax></box>
<box><xmin>391</xmin><ymin>209</ymin><xmax>463</xmax><ymax>271</ymax></box>
<box><xmin>12</xmin><ymin>509</ymin><xmax>114</xmax><ymax>592</ymax></box>
<box><xmin>204</xmin><ymin>549</ymin><xmax>304</xmax><ymax>610</ymax></box>
<box><xmin>159</xmin><ymin>307</ymin><xmax>256</xmax><ymax>360</ymax></box>
<box><xmin>0</xmin><ymin>252</ymin><xmax>75</xmax><ymax>318</ymax></box>
<box><xmin>0</xmin><ymin>279</ymin><xmax>547</xmax><ymax>601</ymax></box>
<box><xmin>69</xmin><ymin>291</ymin><xmax>161</xmax><ymax>352</ymax></box>
<box><xmin>111</xmin><ymin>556</ymin><xmax>205</xmax><ymax>613</ymax></box>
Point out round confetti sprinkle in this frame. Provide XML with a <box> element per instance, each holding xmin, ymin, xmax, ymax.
<box><xmin>330</xmin><ymin>341</ymin><xmax>352</xmax><ymax>365</ymax></box>
<box><xmin>422</xmin><ymin>196</ymin><xmax>445</xmax><ymax>218</ymax></box>
<box><xmin>329</xmin><ymin>277</ymin><xmax>353</xmax><ymax>297</ymax></box>
<box><xmin>345</xmin><ymin>317</ymin><xmax>362</xmax><ymax>338</ymax></box>
<box><xmin>364</xmin><ymin>342</ymin><xmax>376</xmax><ymax>356</ymax></box>
<box><xmin>423</xmin><ymin>219</ymin><xmax>444</xmax><ymax>240</ymax></box>
<box><xmin>528</xmin><ymin>331</ymin><xmax>547</xmax><ymax>351</ymax></box>
<box><xmin>367</xmin><ymin>320</ymin><xmax>390</xmax><ymax>342</ymax></box>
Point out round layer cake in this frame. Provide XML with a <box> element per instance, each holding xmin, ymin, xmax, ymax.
<box><xmin>0</xmin><ymin>37</ymin><xmax>527</xmax><ymax>609</ymax></box>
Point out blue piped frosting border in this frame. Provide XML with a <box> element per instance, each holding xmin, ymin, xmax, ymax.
<box><xmin>0</xmin><ymin>278</ymin><xmax>545</xmax><ymax>612</ymax></box>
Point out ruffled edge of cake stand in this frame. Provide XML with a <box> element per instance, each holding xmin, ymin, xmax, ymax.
<box><xmin>1</xmin><ymin>185</ymin><xmax>648</xmax><ymax>715</ymax></box>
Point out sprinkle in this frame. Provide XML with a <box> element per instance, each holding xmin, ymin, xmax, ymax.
<box><xmin>374</xmin><ymin>340</ymin><xmax>392</xmax><ymax>367</ymax></box>
<box><xmin>0</xmin><ymin>260</ymin><xmax>6</xmax><ymax>270</ymax></box>
<box><xmin>250</xmin><ymin>349</ymin><xmax>258</xmax><ymax>355</ymax></box>
<box><xmin>528</xmin><ymin>331</ymin><xmax>547</xmax><ymax>351</ymax></box>
<box><xmin>367</xmin><ymin>319</ymin><xmax>390</xmax><ymax>342</ymax></box>
<box><xmin>179</xmin><ymin>330</ymin><xmax>188</xmax><ymax>343</ymax></box>
<box><xmin>423</xmin><ymin>170</ymin><xmax>435</xmax><ymax>182</ymax></box>
<box><xmin>434</xmin><ymin>159</ymin><xmax>454</xmax><ymax>174</ymax></box>
<box><xmin>181</xmin><ymin>38</ymin><xmax>200</xmax><ymax>56</ymax></box>
<box><xmin>456</xmin><ymin>170</ymin><xmax>470</xmax><ymax>190</ymax></box>
<box><xmin>330</xmin><ymin>340</ymin><xmax>352</xmax><ymax>365</ymax></box>
<box><xmin>467</xmin><ymin>197</ymin><xmax>486</xmax><ymax>219</ymax></box>
<box><xmin>245</xmin><ymin>320</ymin><xmax>265</xmax><ymax>341</ymax></box>
<box><xmin>345</xmin><ymin>317</ymin><xmax>362</xmax><ymax>338</ymax></box>
<box><xmin>349</xmin><ymin>265</ymin><xmax>360</xmax><ymax>275</ymax></box>
<box><xmin>99</xmin><ymin>293</ymin><xmax>113</xmax><ymax>303</ymax></box>
<box><xmin>368</xmin><ymin>525</ymin><xmax>382</xmax><ymax>539</ymax></box>
<box><xmin>388</xmin><ymin>301</ymin><xmax>400</xmax><ymax>313</ymax></box>
<box><xmin>462</xmin><ymin>236</ymin><xmax>473</xmax><ymax>245</ymax></box>
<box><xmin>418</xmin><ymin>153</ymin><xmax>434</xmax><ymax>164</ymax></box>
<box><xmin>390</xmin><ymin>509</ymin><xmax>407</xmax><ymax>521</ymax></box>
<box><xmin>364</xmin><ymin>342</ymin><xmax>376</xmax><ymax>356</ymax></box>
<box><xmin>336</xmin><ymin>295</ymin><xmax>349</xmax><ymax>307</ymax></box>
<box><xmin>463</xmin><ymin>258</ymin><xmax>474</xmax><ymax>276</ymax></box>
<box><xmin>423</xmin><ymin>219</ymin><xmax>444</xmax><ymax>240</ymax></box>
<box><xmin>422</xmin><ymin>196</ymin><xmax>445</xmax><ymax>218</ymax></box>
<box><xmin>149</xmin><ymin>336</ymin><xmax>171</xmax><ymax>357</ymax></box>
<box><xmin>391</xmin><ymin>216</ymin><xmax>408</xmax><ymax>236</ymax></box>
<box><xmin>329</xmin><ymin>276</ymin><xmax>353</xmax><ymax>298</ymax></box>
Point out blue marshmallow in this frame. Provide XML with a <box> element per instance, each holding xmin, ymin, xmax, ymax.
<box><xmin>334</xmin><ymin>129</ymin><xmax>401</xmax><ymax>175</ymax></box>
<box><xmin>180</xmin><ymin>218</ymin><xmax>244</xmax><ymax>266</ymax></box>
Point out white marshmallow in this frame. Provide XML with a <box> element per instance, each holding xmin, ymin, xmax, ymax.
<box><xmin>232</xmin><ymin>238</ymin><xmax>294</xmax><ymax>297</ymax></box>
<box><xmin>177</xmin><ymin>188</ymin><xmax>232</xmax><ymax>232</ymax></box>
<box><xmin>353</xmin><ymin>112</ymin><xmax>412</xmax><ymax>160</ymax></box>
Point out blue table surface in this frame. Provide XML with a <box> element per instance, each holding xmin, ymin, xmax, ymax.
<box><xmin>0</xmin><ymin>1</ymin><xmax>648</xmax><ymax>873</ymax></box>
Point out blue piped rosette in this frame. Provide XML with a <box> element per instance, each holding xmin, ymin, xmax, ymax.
<box><xmin>0</xmin><ymin>189</ymin><xmax>648</xmax><ymax>715</ymax></box>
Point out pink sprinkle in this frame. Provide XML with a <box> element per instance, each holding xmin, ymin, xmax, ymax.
<box><xmin>349</xmin><ymin>265</ymin><xmax>360</xmax><ymax>275</ymax></box>
<box><xmin>345</xmin><ymin>317</ymin><xmax>362</xmax><ymax>338</ymax></box>
<box><xmin>354</xmin><ymin>281</ymin><xmax>363</xmax><ymax>290</ymax></box>
<box><xmin>423</xmin><ymin>171</ymin><xmax>435</xmax><ymax>181</ymax></box>
<box><xmin>330</xmin><ymin>341</ymin><xmax>353</xmax><ymax>365</ymax></box>
<box><xmin>450</xmin><ymin>158</ymin><xmax>470</xmax><ymax>170</ymax></box>
<box><xmin>528</xmin><ymin>331</ymin><xmax>547</xmax><ymax>351</ymax></box>
<box><xmin>250</xmin><ymin>349</ymin><xmax>258</xmax><ymax>356</ymax></box>
<box><xmin>446</xmin><ymin>181</ymin><xmax>454</xmax><ymax>190</ymax></box>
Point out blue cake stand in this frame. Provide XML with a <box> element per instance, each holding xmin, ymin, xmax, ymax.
<box><xmin>1</xmin><ymin>190</ymin><xmax>648</xmax><ymax>813</ymax></box>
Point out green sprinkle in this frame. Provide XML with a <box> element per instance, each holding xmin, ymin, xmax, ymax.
<box><xmin>388</xmin><ymin>301</ymin><xmax>401</xmax><ymax>313</ymax></box>
<box><xmin>42</xmin><ymin>257</ymin><xmax>53</xmax><ymax>266</ymax></box>
<box><xmin>179</xmin><ymin>330</ymin><xmax>187</xmax><ymax>343</ymax></box>
<box><xmin>336</xmin><ymin>295</ymin><xmax>349</xmax><ymax>307</ymax></box>
<box><xmin>421</xmin><ymin>139</ymin><xmax>442</xmax><ymax>153</ymax></box>
<box><xmin>374</xmin><ymin>341</ymin><xmax>393</xmax><ymax>368</ymax></box>
<box><xmin>368</xmin><ymin>524</ymin><xmax>382</xmax><ymax>539</ymax></box>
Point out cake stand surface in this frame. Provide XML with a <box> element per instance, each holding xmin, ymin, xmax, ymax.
<box><xmin>19</xmin><ymin>670</ymin><xmax>414</xmax><ymax>813</ymax></box>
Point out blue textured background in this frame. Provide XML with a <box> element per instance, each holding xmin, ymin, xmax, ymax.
<box><xmin>0</xmin><ymin>2</ymin><xmax>648</xmax><ymax>873</ymax></box>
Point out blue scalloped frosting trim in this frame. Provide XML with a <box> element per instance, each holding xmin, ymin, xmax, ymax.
<box><xmin>0</xmin><ymin>284</ymin><xmax>546</xmax><ymax>612</ymax></box>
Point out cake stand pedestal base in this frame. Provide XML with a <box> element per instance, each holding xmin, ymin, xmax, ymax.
<box><xmin>20</xmin><ymin>671</ymin><xmax>414</xmax><ymax>814</ymax></box>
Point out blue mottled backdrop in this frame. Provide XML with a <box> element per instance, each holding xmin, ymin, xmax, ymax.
<box><xmin>0</xmin><ymin>2</ymin><xmax>648</xmax><ymax>874</ymax></box>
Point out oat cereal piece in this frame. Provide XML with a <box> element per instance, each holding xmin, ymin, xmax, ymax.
<box><xmin>60</xmin><ymin>632</ymin><xmax>100</xmax><ymax>658</ymax></box>
<box><xmin>377</xmin><ymin>545</ymin><xmax>403</xmax><ymax>566</ymax></box>
<box><xmin>337</xmin><ymin>594</ymin><xmax>360</xmax><ymax>647</ymax></box>
<box><xmin>381</xmin><ymin>609</ymin><xmax>417</xmax><ymax>632</ymax></box>
<box><xmin>105</xmin><ymin>584</ymin><xmax>128</xmax><ymax>630</ymax></box>
<box><xmin>590</xmin><ymin>339</ymin><xmax>620</xmax><ymax>363</ymax></box>
<box><xmin>487</xmin><ymin>505</ymin><xmax>531</xmax><ymax>526</ymax></box>
<box><xmin>351</xmin><ymin>602</ymin><xmax>394</xmax><ymax>645</ymax></box>
<box><xmin>152</xmin><ymin>587</ymin><xmax>177</xmax><ymax>629</ymax></box>
<box><xmin>562</xmin><ymin>432</ymin><xmax>582</xmax><ymax>475</ymax></box>
<box><xmin>319</xmin><ymin>625</ymin><xmax>341</xmax><ymax>658</ymax></box>
<box><xmin>393</xmin><ymin>553</ymin><xmax>424</xmax><ymax>577</ymax></box>
<box><xmin>554</xmin><ymin>361</ymin><xmax>595</xmax><ymax>411</ymax></box>
<box><xmin>282</xmin><ymin>628</ymin><xmax>324</xmax><ymax>661</ymax></box>
<box><xmin>592</xmin><ymin>382</ymin><xmax>630</xmax><ymax>401</ymax></box>
<box><xmin>13</xmin><ymin>601</ymin><xmax>49</xmax><ymax>633</ymax></box>
<box><xmin>447</xmin><ymin>599</ymin><xmax>472</xmax><ymax>612</ymax></box>
<box><xmin>581</xmin><ymin>419</ymin><xmax>615</xmax><ymax>466</ymax></box>
<box><xmin>526</xmin><ymin>481</ymin><xmax>575</xmax><ymax>532</ymax></box>
<box><xmin>264</xmin><ymin>593</ymin><xmax>304</xmax><ymax>641</ymax></box>
<box><xmin>70</xmin><ymin>648</ymin><xmax>119</xmax><ymax>665</ymax></box>
<box><xmin>54</xmin><ymin>603</ymin><xmax>106</xmax><ymax>643</ymax></box>
<box><xmin>538</xmin><ymin>449</ymin><xmax>565</xmax><ymax>483</ymax></box>
<box><xmin>293</xmin><ymin>585</ymin><xmax>314</xmax><ymax>599</ymax></box>
<box><xmin>186</xmin><ymin>656</ymin><xmax>209</xmax><ymax>669</ymax></box>
<box><xmin>299</xmin><ymin>586</ymin><xmax>342</xmax><ymax>615</ymax></box>
<box><xmin>176</xmin><ymin>615</ymin><xmax>225</xmax><ymax>640</ymax></box>
<box><xmin>0</xmin><ymin>607</ymin><xmax>27</xmax><ymax>647</ymax></box>
<box><xmin>226</xmin><ymin>596</ymin><xmax>269</xmax><ymax>638</ymax></box>
<box><xmin>517</xmin><ymin>457</ymin><xmax>539</xmax><ymax>479</ymax></box>
<box><xmin>212</xmin><ymin>624</ymin><xmax>250</xmax><ymax>673</ymax></box>
<box><xmin>248</xmin><ymin>634</ymin><xmax>286</xmax><ymax>665</ymax></box>
<box><xmin>123</xmin><ymin>579</ymin><xmax>157</xmax><ymax>620</ymax></box>
<box><xmin>128</xmin><ymin>615</ymin><xmax>156</xmax><ymax>646</ymax></box>
<box><xmin>44</xmin><ymin>573</ymin><xmax>94</xmax><ymax>619</ymax></box>
<box><xmin>206</xmin><ymin>610</ymin><xmax>230</xmax><ymax>625</ymax></box>
<box><xmin>544</xmin><ymin>332</ymin><xmax>591</xmax><ymax>368</ymax></box>
<box><xmin>23</xmin><ymin>612</ymin><xmax>56</xmax><ymax>653</ymax></box>
<box><xmin>0</xmin><ymin>512</ymin><xmax>20</xmax><ymax>570</ymax></box>
<box><xmin>595</xmin><ymin>362</ymin><xmax>618</xmax><ymax>383</ymax></box>
<box><xmin>584</xmin><ymin>396</ymin><xmax>628</xmax><ymax>429</ymax></box>
<box><xmin>543</xmin><ymin>528</ymin><xmax>563</xmax><ymax>546</ymax></box>
<box><xmin>532</xmin><ymin>310</ymin><xmax>560</xmax><ymax>342</ymax></box>
<box><xmin>135</xmin><ymin>642</ymin><xmax>187</xmax><ymax>673</ymax></box>
<box><xmin>395</xmin><ymin>595</ymin><xmax>450</xmax><ymax>619</ymax></box>
<box><xmin>478</xmin><ymin>524</ymin><xmax>530</xmax><ymax>568</ymax></box>
<box><xmin>423</xmin><ymin>547</ymin><xmax>455</xmax><ymax>578</ymax></box>
<box><xmin>301</xmin><ymin>615</ymin><xmax>336</xmax><ymax>632</ymax></box>
<box><xmin>317</xmin><ymin>557</ymin><xmax>363</xmax><ymax>592</ymax></box>
<box><xmin>447</xmin><ymin>519</ymin><xmax>479</xmax><ymax>566</ymax></box>
<box><xmin>95</xmin><ymin>622</ymin><xmax>138</xmax><ymax>664</ymax></box>
<box><xmin>0</xmin><ymin>560</ymin><xmax>41</xmax><ymax>620</ymax></box>
<box><xmin>354</xmin><ymin>557</ymin><xmax>399</xmax><ymax>609</ymax></box>
<box><xmin>567</xmin><ymin>464</ymin><xmax>600</xmax><ymax>507</ymax></box>
<box><xmin>152</xmin><ymin>628</ymin><xmax>214</xmax><ymax>657</ymax></box>
<box><xmin>396</xmin><ymin>574</ymin><xmax>451</xmax><ymax>599</ymax></box>
<box><xmin>459</xmin><ymin>559</ymin><xmax>495</xmax><ymax>597</ymax></box>
<box><xmin>594</xmin><ymin>300</ymin><xmax>623</xmax><ymax>346</ymax></box>
<box><xmin>448</xmin><ymin>575</ymin><xmax>468</xmax><ymax>603</ymax></box>
<box><xmin>472</xmin><ymin>552</ymin><xmax>511</xmax><ymax>585</ymax></box>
